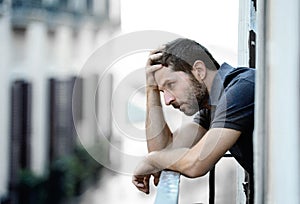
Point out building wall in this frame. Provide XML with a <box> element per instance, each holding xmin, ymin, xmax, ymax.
<box><xmin>0</xmin><ymin>0</ymin><xmax>120</xmax><ymax>201</ymax></box>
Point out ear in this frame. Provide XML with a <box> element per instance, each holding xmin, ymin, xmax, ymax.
<box><xmin>191</xmin><ymin>60</ymin><xmax>207</xmax><ymax>81</ymax></box>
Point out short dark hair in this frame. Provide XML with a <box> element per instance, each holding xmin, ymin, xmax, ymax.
<box><xmin>152</xmin><ymin>38</ymin><xmax>220</xmax><ymax>74</ymax></box>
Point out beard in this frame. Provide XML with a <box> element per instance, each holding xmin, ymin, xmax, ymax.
<box><xmin>181</xmin><ymin>74</ymin><xmax>209</xmax><ymax>116</ymax></box>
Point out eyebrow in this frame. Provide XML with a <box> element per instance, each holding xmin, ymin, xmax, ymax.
<box><xmin>159</xmin><ymin>79</ymin><xmax>173</xmax><ymax>90</ymax></box>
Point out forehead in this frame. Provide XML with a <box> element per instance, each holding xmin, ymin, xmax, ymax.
<box><xmin>154</xmin><ymin>67</ymin><xmax>189</xmax><ymax>87</ymax></box>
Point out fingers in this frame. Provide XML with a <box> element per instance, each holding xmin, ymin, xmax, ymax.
<box><xmin>145</xmin><ymin>62</ymin><xmax>163</xmax><ymax>86</ymax></box>
<box><xmin>132</xmin><ymin>172</ymin><xmax>162</xmax><ymax>195</ymax></box>
<box><xmin>146</xmin><ymin>53</ymin><xmax>163</xmax><ymax>75</ymax></box>
<box><xmin>150</xmin><ymin>52</ymin><xmax>163</xmax><ymax>61</ymax></box>
<box><xmin>146</xmin><ymin>64</ymin><xmax>163</xmax><ymax>74</ymax></box>
<box><xmin>132</xmin><ymin>175</ymin><xmax>150</xmax><ymax>194</ymax></box>
<box><xmin>145</xmin><ymin>47</ymin><xmax>166</xmax><ymax>86</ymax></box>
<box><xmin>149</xmin><ymin>45</ymin><xmax>166</xmax><ymax>55</ymax></box>
<box><xmin>147</xmin><ymin>44</ymin><xmax>166</xmax><ymax>65</ymax></box>
<box><xmin>144</xmin><ymin>175</ymin><xmax>150</xmax><ymax>194</ymax></box>
<box><xmin>153</xmin><ymin>172</ymin><xmax>161</xmax><ymax>186</ymax></box>
<box><xmin>153</xmin><ymin>176</ymin><xmax>159</xmax><ymax>186</ymax></box>
<box><xmin>146</xmin><ymin>52</ymin><xmax>163</xmax><ymax>67</ymax></box>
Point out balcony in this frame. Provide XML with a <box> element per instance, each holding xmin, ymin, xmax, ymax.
<box><xmin>10</xmin><ymin>0</ymin><xmax>110</xmax><ymax>30</ymax></box>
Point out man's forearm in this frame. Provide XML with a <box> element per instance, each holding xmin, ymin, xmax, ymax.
<box><xmin>146</xmin><ymin>128</ymin><xmax>241</xmax><ymax>178</ymax></box>
<box><xmin>146</xmin><ymin>86</ymin><xmax>172</xmax><ymax>152</ymax></box>
<box><xmin>146</xmin><ymin>147</ymin><xmax>208</xmax><ymax>178</ymax></box>
<box><xmin>146</xmin><ymin>148</ymin><xmax>196</xmax><ymax>176</ymax></box>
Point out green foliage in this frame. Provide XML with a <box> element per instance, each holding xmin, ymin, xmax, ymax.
<box><xmin>17</xmin><ymin>145</ymin><xmax>104</xmax><ymax>204</ymax></box>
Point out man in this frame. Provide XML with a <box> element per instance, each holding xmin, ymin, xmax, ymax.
<box><xmin>132</xmin><ymin>38</ymin><xmax>255</xmax><ymax>202</ymax></box>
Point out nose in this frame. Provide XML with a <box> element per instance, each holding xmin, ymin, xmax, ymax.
<box><xmin>163</xmin><ymin>90</ymin><xmax>175</xmax><ymax>105</ymax></box>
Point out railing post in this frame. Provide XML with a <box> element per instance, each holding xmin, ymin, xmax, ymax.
<box><xmin>209</xmin><ymin>167</ymin><xmax>215</xmax><ymax>204</ymax></box>
<box><xmin>154</xmin><ymin>170</ymin><xmax>180</xmax><ymax>204</ymax></box>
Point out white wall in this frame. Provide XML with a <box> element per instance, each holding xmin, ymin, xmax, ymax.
<box><xmin>255</xmin><ymin>0</ymin><xmax>300</xmax><ymax>203</ymax></box>
<box><xmin>0</xmin><ymin>15</ymin><xmax>12</xmax><ymax>198</ymax></box>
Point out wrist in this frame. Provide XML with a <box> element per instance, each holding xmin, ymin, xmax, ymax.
<box><xmin>146</xmin><ymin>151</ymin><xmax>160</xmax><ymax>167</ymax></box>
<box><xmin>146</xmin><ymin>85</ymin><xmax>159</xmax><ymax>90</ymax></box>
<box><xmin>147</xmin><ymin>151</ymin><xmax>167</xmax><ymax>171</ymax></box>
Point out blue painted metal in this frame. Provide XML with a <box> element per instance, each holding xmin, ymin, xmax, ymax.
<box><xmin>154</xmin><ymin>170</ymin><xmax>181</xmax><ymax>204</ymax></box>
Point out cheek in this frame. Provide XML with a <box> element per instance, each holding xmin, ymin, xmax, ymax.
<box><xmin>173</xmin><ymin>73</ymin><xmax>195</xmax><ymax>98</ymax></box>
<box><xmin>173</xmin><ymin>84</ymin><xmax>191</xmax><ymax>99</ymax></box>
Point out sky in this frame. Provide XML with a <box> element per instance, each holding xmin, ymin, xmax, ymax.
<box><xmin>112</xmin><ymin>0</ymin><xmax>240</xmax><ymax>92</ymax></box>
<box><xmin>120</xmin><ymin>0</ymin><xmax>239</xmax><ymax>65</ymax></box>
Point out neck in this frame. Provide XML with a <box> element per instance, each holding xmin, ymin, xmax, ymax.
<box><xmin>203</xmin><ymin>69</ymin><xmax>218</xmax><ymax>95</ymax></box>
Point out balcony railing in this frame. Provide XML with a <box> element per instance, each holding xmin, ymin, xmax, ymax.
<box><xmin>154</xmin><ymin>171</ymin><xmax>180</xmax><ymax>204</ymax></box>
<box><xmin>155</xmin><ymin>154</ymin><xmax>235</xmax><ymax>204</ymax></box>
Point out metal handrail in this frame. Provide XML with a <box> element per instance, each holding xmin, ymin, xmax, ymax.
<box><xmin>154</xmin><ymin>154</ymin><xmax>233</xmax><ymax>204</ymax></box>
<box><xmin>154</xmin><ymin>170</ymin><xmax>181</xmax><ymax>204</ymax></box>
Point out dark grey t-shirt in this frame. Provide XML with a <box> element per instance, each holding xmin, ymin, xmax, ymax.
<box><xmin>194</xmin><ymin>63</ymin><xmax>255</xmax><ymax>175</ymax></box>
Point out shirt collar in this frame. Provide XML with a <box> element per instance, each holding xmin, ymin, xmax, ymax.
<box><xmin>209</xmin><ymin>63</ymin><xmax>233</xmax><ymax>106</ymax></box>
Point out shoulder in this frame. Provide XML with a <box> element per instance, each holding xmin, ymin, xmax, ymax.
<box><xmin>222</xmin><ymin>65</ymin><xmax>255</xmax><ymax>87</ymax></box>
<box><xmin>193</xmin><ymin>109</ymin><xmax>211</xmax><ymax>130</ymax></box>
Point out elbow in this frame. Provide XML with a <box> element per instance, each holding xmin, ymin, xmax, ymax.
<box><xmin>183</xmin><ymin>166</ymin><xmax>209</xmax><ymax>178</ymax></box>
<box><xmin>179</xmin><ymin>158</ymin><xmax>210</xmax><ymax>178</ymax></box>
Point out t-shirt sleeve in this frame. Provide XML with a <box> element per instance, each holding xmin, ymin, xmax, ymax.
<box><xmin>193</xmin><ymin>109</ymin><xmax>211</xmax><ymax>131</ymax></box>
<box><xmin>211</xmin><ymin>79</ymin><xmax>255</xmax><ymax>132</ymax></box>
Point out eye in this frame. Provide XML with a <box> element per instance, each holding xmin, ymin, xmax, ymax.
<box><xmin>167</xmin><ymin>82</ymin><xmax>176</xmax><ymax>90</ymax></box>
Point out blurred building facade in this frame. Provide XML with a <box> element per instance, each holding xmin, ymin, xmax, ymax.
<box><xmin>0</xmin><ymin>0</ymin><xmax>120</xmax><ymax>203</ymax></box>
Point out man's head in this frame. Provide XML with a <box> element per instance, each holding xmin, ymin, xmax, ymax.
<box><xmin>152</xmin><ymin>38</ymin><xmax>219</xmax><ymax>115</ymax></box>
<box><xmin>151</xmin><ymin>38</ymin><xmax>220</xmax><ymax>72</ymax></box>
